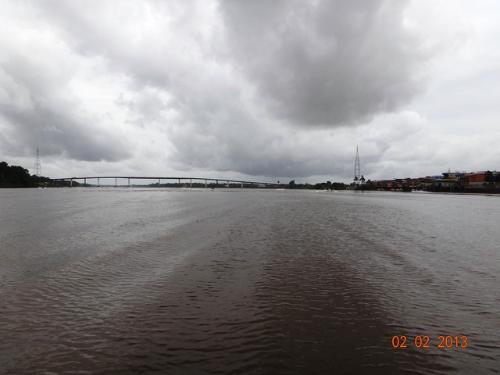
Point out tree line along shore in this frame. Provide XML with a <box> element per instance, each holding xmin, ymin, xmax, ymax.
<box><xmin>0</xmin><ymin>161</ymin><xmax>71</xmax><ymax>188</ymax></box>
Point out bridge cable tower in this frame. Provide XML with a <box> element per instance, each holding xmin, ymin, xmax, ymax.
<box><xmin>34</xmin><ymin>147</ymin><xmax>41</xmax><ymax>176</ymax></box>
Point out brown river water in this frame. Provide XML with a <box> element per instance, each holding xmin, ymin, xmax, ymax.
<box><xmin>0</xmin><ymin>188</ymin><xmax>499</xmax><ymax>374</ymax></box>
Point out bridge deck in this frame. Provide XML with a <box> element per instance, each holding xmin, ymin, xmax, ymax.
<box><xmin>52</xmin><ymin>176</ymin><xmax>277</xmax><ymax>187</ymax></box>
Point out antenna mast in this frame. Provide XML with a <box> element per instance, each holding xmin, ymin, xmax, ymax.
<box><xmin>34</xmin><ymin>147</ymin><xmax>41</xmax><ymax>176</ymax></box>
<box><xmin>354</xmin><ymin>146</ymin><xmax>361</xmax><ymax>184</ymax></box>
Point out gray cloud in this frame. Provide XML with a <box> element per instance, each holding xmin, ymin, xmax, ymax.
<box><xmin>0</xmin><ymin>60</ymin><xmax>130</xmax><ymax>162</ymax></box>
<box><xmin>166</xmin><ymin>0</ymin><xmax>428</xmax><ymax>177</ymax></box>
<box><xmin>0</xmin><ymin>8</ymin><xmax>131</xmax><ymax>163</ymax></box>
<box><xmin>0</xmin><ymin>103</ymin><xmax>129</xmax><ymax>162</ymax></box>
<box><xmin>220</xmin><ymin>0</ymin><xmax>426</xmax><ymax>126</ymax></box>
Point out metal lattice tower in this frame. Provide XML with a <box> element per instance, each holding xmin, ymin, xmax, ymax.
<box><xmin>354</xmin><ymin>146</ymin><xmax>361</xmax><ymax>183</ymax></box>
<box><xmin>34</xmin><ymin>147</ymin><xmax>41</xmax><ymax>176</ymax></box>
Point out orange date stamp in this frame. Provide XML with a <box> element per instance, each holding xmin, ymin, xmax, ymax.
<box><xmin>391</xmin><ymin>335</ymin><xmax>468</xmax><ymax>349</ymax></box>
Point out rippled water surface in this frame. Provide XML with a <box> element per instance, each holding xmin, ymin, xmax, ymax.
<box><xmin>0</xmin><ymin>188</ymin><xmax>499</xmax><ymax>374</ymax></box>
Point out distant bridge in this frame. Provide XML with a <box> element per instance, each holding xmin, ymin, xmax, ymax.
<box><xmin>52</xmin><ymin>176</ymin><xmax>280</xmax><ymax>188</ymax></box>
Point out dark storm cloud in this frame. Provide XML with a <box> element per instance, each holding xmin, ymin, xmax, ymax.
<box><xmin>166</xmin><ymin>0</ymin><xmax>428</xmax><ymax>177</ymax></box>
<box><xmin>220</xmin><ymin>0</ymin><xmax>425</xmax><ymax>126</ymax></box>
<box><xmin>0</xmin><ymin>104</ymin><xmax>128</xmax><ymax>162</ymax></box>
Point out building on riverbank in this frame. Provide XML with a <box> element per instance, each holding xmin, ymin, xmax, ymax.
<box><xmin>363</xmin><ymin>170</ymin><xmax>500</xmax><ymax>193</ymax></box>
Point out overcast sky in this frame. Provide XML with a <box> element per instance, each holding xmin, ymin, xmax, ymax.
<box><xmin>1</xmin><ymin>0</ymin><xmax>500</xmax><ymax>182</ymax></box>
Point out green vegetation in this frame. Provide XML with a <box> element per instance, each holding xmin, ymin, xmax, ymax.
<box><xmin>0</xmin><ymin>161</ymin><xmax>42</xmax><ymax>187</ymax></box>
<box><xmin>0</xmin><ymin>161</ymin><xmax>72</xmax><ymax>188</ymax></box>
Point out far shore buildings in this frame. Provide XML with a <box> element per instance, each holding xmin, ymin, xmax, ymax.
<box><xmin>365</xmin><ymin>170</ymin><xmax>500</xmax><ymax>192</ymax></box>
